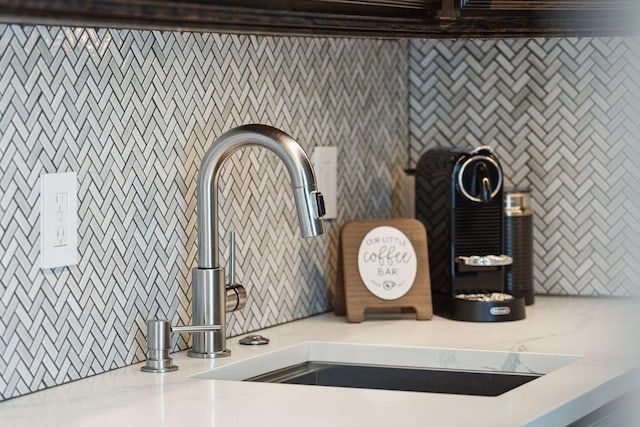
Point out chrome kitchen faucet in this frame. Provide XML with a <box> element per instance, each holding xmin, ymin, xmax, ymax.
<box><xmin>141</xmin><ymin>124</ymin><xmax>325</xmax><ymax>372</ymax></box>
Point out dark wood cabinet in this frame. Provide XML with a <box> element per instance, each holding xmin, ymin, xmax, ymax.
<box><xmin>0</xmin><ymin>0</ymin><xmax>637</xmax><ymax>38</ymax></box>
<box><xmin>440</xmin><ymin>0</ymin><xmax>640</xmax><ymax>37</ymax></box>
<box><xmin>0</xmin><ymin>1</ymin><xmax>442</xmax><ymax>37</ymax></box>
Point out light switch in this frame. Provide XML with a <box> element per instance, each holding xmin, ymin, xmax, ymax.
<box><xmin>312</xmin><ymin>147</ymin><xmax>337</xmax><ymax>219</ymax></box>
<box><xmin>41</xmin><ymin>172</ymin><xmax>78</xmax><ymax>269</ymax></box>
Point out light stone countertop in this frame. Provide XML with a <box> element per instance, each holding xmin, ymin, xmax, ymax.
<box><xmin>1</xmin><ymin>296</ymin><xmax>639</xmax><ymax>426</ymax></box>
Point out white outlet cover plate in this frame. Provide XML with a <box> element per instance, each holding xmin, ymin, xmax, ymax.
<box><xmin>312</xmin><ymin>146</ymin><xmax>338</xmax><ymax>219</ymax></box>
<box><xmin>40</xmin><ymin>172</ymin><xmax>78</xmax><ymax>269</ymax></box>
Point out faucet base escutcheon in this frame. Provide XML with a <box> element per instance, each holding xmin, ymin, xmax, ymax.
<box><xmin>187</xmin><ymin>349</ymin><xmax>231</xmax><ymax>358</ymax></box>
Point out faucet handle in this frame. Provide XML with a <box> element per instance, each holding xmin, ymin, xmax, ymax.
<box><xmin>226</xmin><ymin>231</ymin><xmax>247</xmax><ymax>312</ymax></box>
<box><xmin>228</xmin><ymin>231</ymin><xmax>236</xmax><ymax>285</ymax></box>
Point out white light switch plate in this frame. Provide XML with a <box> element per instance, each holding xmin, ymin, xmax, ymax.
<box><xmin>312</xmin><ymin>147</ymin><xmax>338</xmax><ymax>219</ymax></box>
<box><xmin>40</xmin><ymin>172</ymin><xmax>78</xmax><ymax>269</ymax></box>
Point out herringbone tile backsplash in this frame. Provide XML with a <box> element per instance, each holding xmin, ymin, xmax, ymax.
<box><xmin>409</xmin><ymin>37</ymin><xmax>640</xmax><ymax>297</ymax></box>
<box><xmin>0</xmin><ymin>25</ymin><xmax>408</xmax><ymax>399</ymax></box>
<box><xmin>1</xmin><ymin>23</ymin><xmax>638</xmax><ymax>402</ymax></box>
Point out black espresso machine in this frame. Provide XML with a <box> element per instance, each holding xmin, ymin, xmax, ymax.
<box><xmin>415</xmin><ymin>146</ymin><xmax>525</xmax><ymax>321</ymax></box>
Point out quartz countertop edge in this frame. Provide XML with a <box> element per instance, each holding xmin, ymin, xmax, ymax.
<box><xmin>1</xmin><ymin>296</ymin><xmax>639</xmax><ymax>426</ymax></box>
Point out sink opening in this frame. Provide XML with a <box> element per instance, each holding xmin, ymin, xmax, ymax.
<box><xmin>194</xmin><ymin>341</ymin><xmax>581</xmax><ymax>397</ymax></box>
<box><xmin>246</xmin><ymin>361</ymin><xmax>542</xmax><ymax>396</ymax></box>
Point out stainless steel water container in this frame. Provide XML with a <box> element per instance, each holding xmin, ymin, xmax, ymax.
<box><xmin>504</xmin><ymin>189</ymin><xmax>534</xmax><ymax>305</ymax></box>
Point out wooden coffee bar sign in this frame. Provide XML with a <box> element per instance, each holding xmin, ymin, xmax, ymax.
<box><xmin>339</xmin><ymin>218</ymin><xmax>432</xmax><ymax>323</ymax></box>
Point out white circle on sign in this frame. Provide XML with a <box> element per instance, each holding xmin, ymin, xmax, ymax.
<box><xmin>357</xmin><ymin>226</ymin><xmax>417</xmax><ymax>301</ymax></box>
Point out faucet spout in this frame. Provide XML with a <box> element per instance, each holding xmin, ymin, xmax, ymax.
<box><xmin>189</xmin><ymin>124</ymin><xmax>325</xmax><ymax>358</ymax></box>
<box><xmin>197</xmin><ymin>124</ymin><xmax>325</xmax><ymax>269</ymax></box>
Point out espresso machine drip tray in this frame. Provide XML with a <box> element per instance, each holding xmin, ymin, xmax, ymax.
<box><xmin>455</xmin><ymin>292</ymin><xmax>514</xmax><ymax>302</ymax></box>
<box><xmin>434</xmin><ymin>292</ymin><xmax>526</xmax><ymax>322</ymax></box>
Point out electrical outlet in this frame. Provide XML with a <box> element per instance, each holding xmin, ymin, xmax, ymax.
<box><xmin>41</xmin><ymin>172</ymin><xmax>78</xmax><ymax>269</ymax></box>
<box><xmin>312</xmin><ymin>147</ymin><xmax>337</xmax><ymax>219</ymax></box>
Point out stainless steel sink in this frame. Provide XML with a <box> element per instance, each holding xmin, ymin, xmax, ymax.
<box><xmin>193</xmin><ymin>341</ymin><xmax>581</xmax><ymax>397</ymax></box>
<box><xmin>246</xmin><ymin>361</ymin><xmax>541</xmax><ymax>396</ymax></box>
